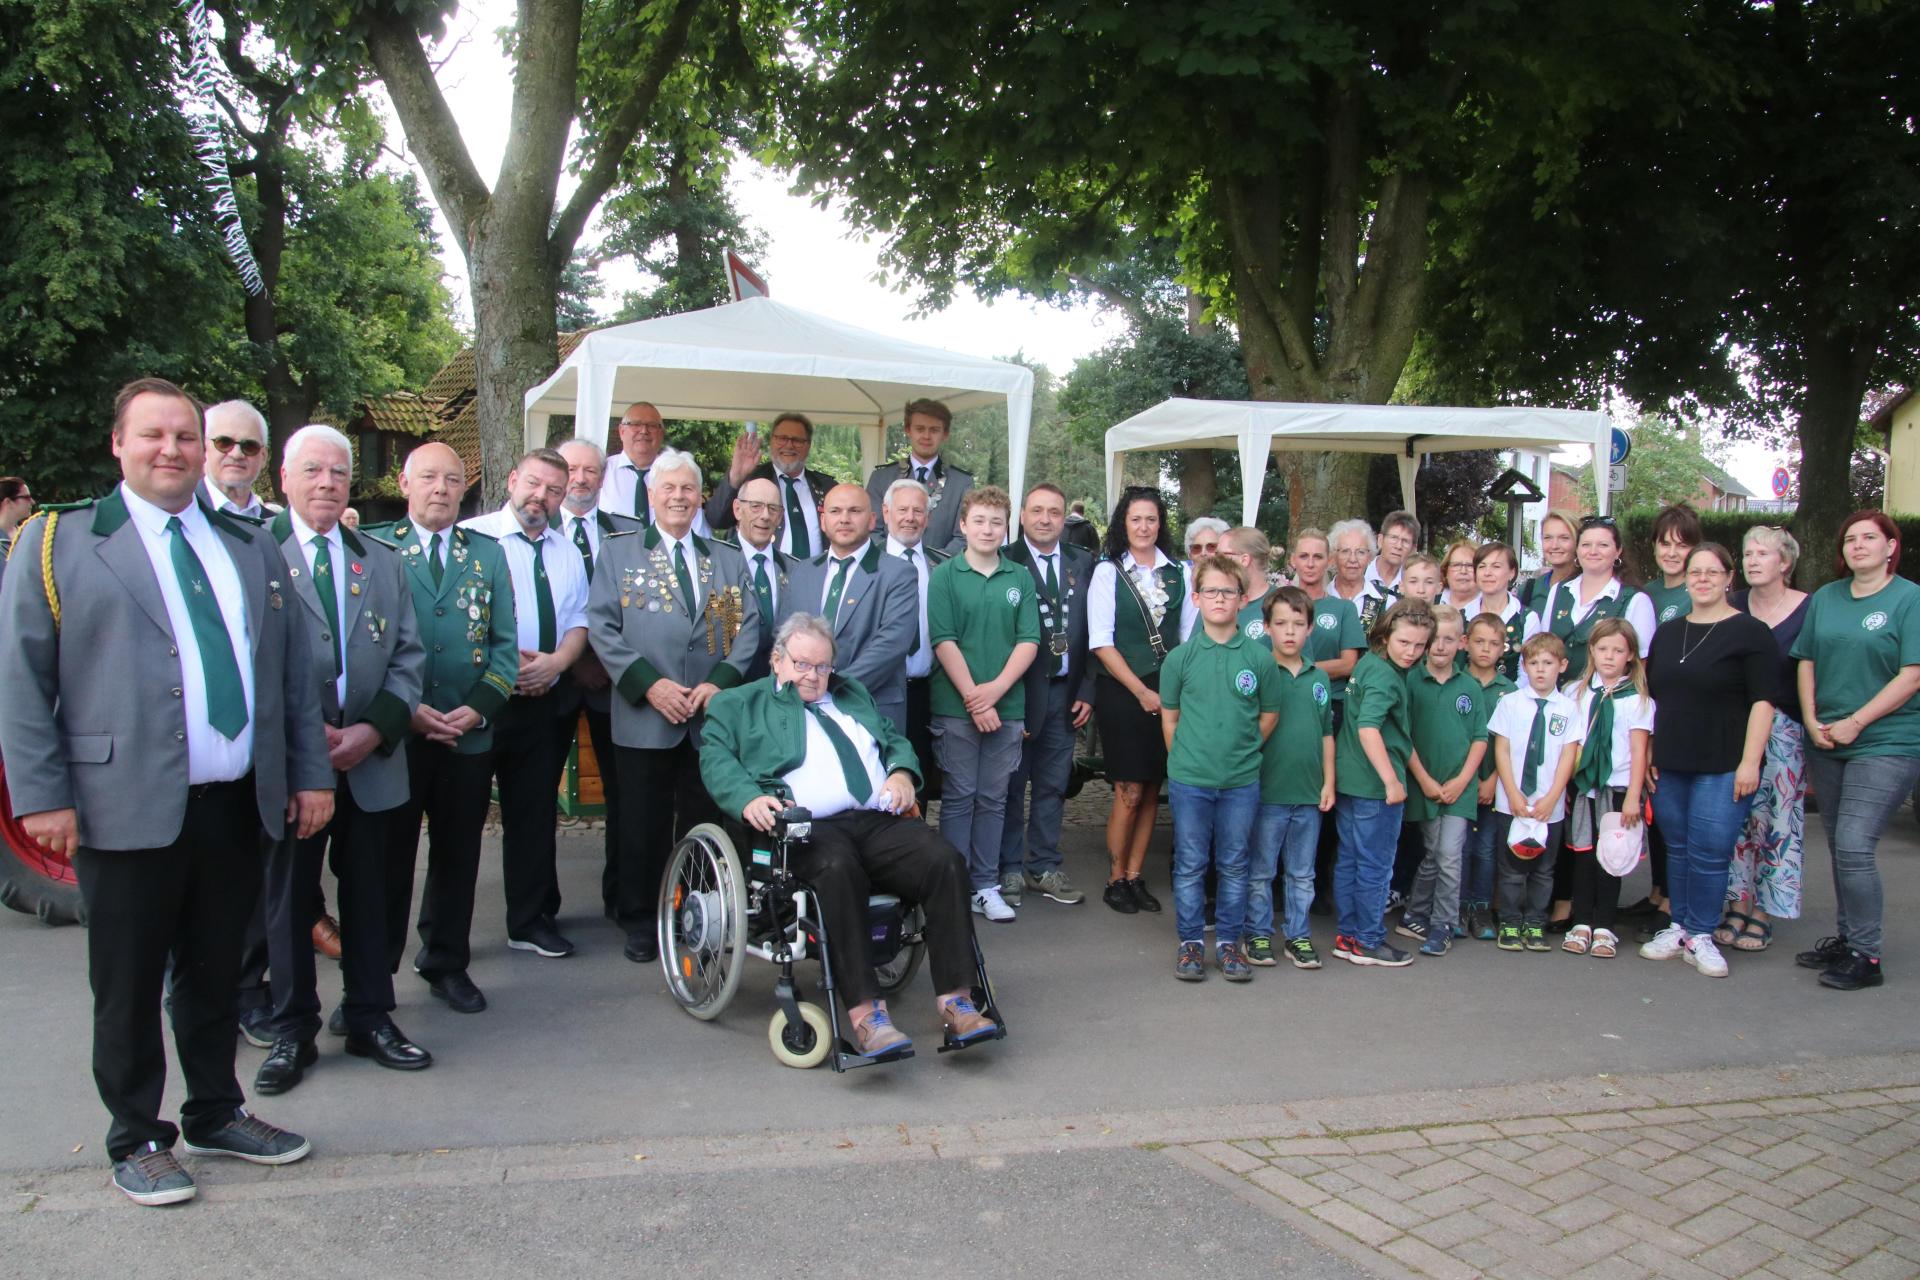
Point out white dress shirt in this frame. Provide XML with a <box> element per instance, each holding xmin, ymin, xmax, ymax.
<box><xmin>740</xmin><ymin>538</ymin><xmax>781</xmax><ymax>617</ymax></box>
<box><xmin>772</xmin><ymin>467</ymin><xmax>822</xmax><ymax>559</ymax></box>
<box><xmin>816</xmin><ymin>549</ymin><xmax>861</xmax><ymax>621</ymax></box>
<box><xmin>1025</xmin><ymin>538</ymin><xmax>1069</xmax><ymax>677</ymax></box>
<box><xmin>559</xmin><ymin>506</ymin><xmax>605</xmax><ymax>571</ymax></box>
<box><xmin>656</xmin><ymin>526</ymin><xmax>705</xmax><ymax>613</ymax></box>
<box><xmin>886</xmin><ymin>534</ymin><xmax>933</xmax><ymax>678</ymax></box>
<box><xmin>599</xmin><ymin>455</ymin><xmax>712</xmax><ymax>537</ymax></box>
<box><xmin>122</xmin><ymin>484</ymin><xmax>255</xmax><ymax>783</ymax></box>
<box><xmin>289</xmin><ymin>509</ymin><xmax>350</xmax><ymax>710</ymax></box>
<box><xmin>779</xmin><ymin>689</ymin><xmax>892</xmax><ymax>818</ymax></box>
<box><xmin>1522</xmin><ymin>575</ymin><xmax>1657</xmax><ymax>658</ymax></box>
<box><xmin>1088</xmin><ymin>548</ymin><xmax>1196</xmax><ymax>648</ymax></box>
<box><xmin>413</xmin><ymin>521</ymin><xmax>454</xmax><ymax>570</ymax></box>
<box><xmin>460</xmin><ymin>506</ymin><xmax>589</xmax><ymax>654</ymax></box>
<box><xmin>1362</xmin><ymin>559</ymin><xmax>1403</xmax><ymax>603</ymax></box>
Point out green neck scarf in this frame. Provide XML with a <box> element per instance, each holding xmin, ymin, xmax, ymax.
<box><xmin>1572</xmin><ymin>679</ymin><xmax>1633</xmax><ymax>795</ymax></box>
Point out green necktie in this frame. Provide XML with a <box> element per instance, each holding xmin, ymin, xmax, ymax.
<box><xmin>311</xmin><ymin>534</ymin><xmax>343</xmax><ymax>677</ymax></box>
<box><xmin>752</xmin><ymin>551</ymin><xmax>774</xmax><ymax>622</ymax></box>
<box><xmin>900</xmin><ymin>547</ymin><xmax>920</xmax><ymax>649</ymax></box>
<box><xmin>570</xmin><ymin>518</ymin><xmax>593</xmax><ymax>580</ymax></box>
<box><xmin>428</xmin><ymin>532</ymin><xmax>445</xmax><ymax>587</ymax></box>
<box><xmin>166</xmin><ymin>517</ymin><xmax>248</xmax><ymax>739</ymax></box>
<box><xmin>808</xmin><ymin>702</ymin><xmax>873</xmax><ymax>802</ymax></box>
<box><xmin>1521</xmin><ymin>697</ymin><xmax>1549</xmax><ymax>795</ymax></box>
<box><xmin>822</xmin><ymin>555</ymin><xmax>854</xmax><ymax>624</ymax></box>
<box><xmin>671</xmin><ymin>541</ymin><xmax>697</xmax><ymax>617</ymax></box>
<box><xmin>634</xmin><ymin>469</ymin><xmax>651</xmax><ymax>523</ymax></box>
<box><xmin>783</xmin><ymin>475</ymin><xmax>810</xmax><ymax>559</ymax></box>
<box><xmin>524</xmin><ymin>535</ymin><xmax>556</xmax><ymax>651</ymax></box>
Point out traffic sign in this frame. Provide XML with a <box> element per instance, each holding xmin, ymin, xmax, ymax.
<box><xmin>1610</xmin><ymin>428</ymin><xmax>1631</xmax><ymax>467</ymax></box>
<box><xmin>1608</xmin><ymin>465</ymin><xmax>1628</xmax><ymax>493</ymax></box>
<box><xmin>1772</xmin><ymin>467</ymin><xmax>1791</xmax><ymax>499</ymax></box>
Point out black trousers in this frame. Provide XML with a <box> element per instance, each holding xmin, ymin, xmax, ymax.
<box><xmin>391</xmin><ymin>737</ymin><xmax>494</xmax><ymax>980</ymax></box>
<box><xmin>1314</xmin><ymin>702</ymin><xmax>1347</xmax><ymax>904</ymax></box>
<box><xmin>73</xmin><ymin>779</ymin><xmax>259</xmax><ymax>1161</ymax></box>
<box><xmin>796</xmin><ymin>810</ymin><xmax>978</xmax><ymax>1008</ymax></box>
<box><xmin>583</xmin><ymin>705</ymin><xmax>623</xmax><ymax>918</ymax></box>
<box><xmin>265</xmin><ymin>783</ymin><xmax>404</xmax><ymax>1039</ymax></box>
<box><xmin>494</xmin><ymin>693</ymin><xmax>571</xmax><ymax>937</ymax></box>
<box><xmin>905</xmin><ymin>676</ymin><xmax>939</xmax><ymax>803</ymax></box>
<box><xmin>612</xmin><ymin>738</ymin><xmax>717</xmax><ymax>930</ymax></box>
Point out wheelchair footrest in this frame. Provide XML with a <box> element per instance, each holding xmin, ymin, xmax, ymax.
<box><xmin>832</xmin><ymin>1038</ymin><xmax>916</xmax><ymax>1072</ymax></box>
<box><xmin>937</xmin><ymin>1018</ymin><xmax>1007</xmax><ymax>1054</ymax></box>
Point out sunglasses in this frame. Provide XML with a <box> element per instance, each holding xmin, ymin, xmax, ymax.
<box><xmin>211</xmin><ymin>436</ymin><xmax>264</xmax><ymax>457</ymax></box>
<box><xmin>1579</xmin><ymin>515</ymin><xmax>1617</xmax><ymax>529</ymax></box>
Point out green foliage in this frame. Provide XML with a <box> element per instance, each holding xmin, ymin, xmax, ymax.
<box><xmin>603</xmin><ymin>148</ymin><xmax>770</xmax><ymax>322</ymax></box>
<box><xmin>1571</xmin><ymin>412</ymin><xmax>1727</xmax><ymax>516</ymax></box>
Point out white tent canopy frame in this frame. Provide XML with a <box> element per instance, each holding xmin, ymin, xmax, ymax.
<box><xmin>1103</xmin><ymin>399</ymin><xmax>1612</xmax><ymax>528</ymax></box>
<box><xmin>522</xmin><ymin>296</ymin><xmax>1035</xmax><ymax>500</ymax></box>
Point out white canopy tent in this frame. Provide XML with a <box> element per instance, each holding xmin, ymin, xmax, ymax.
<box><xmin>522</xmin><ymin>296</ymin><xmax>1035</xmax><ymax>498</ymax></box>
<box><xmin>1104</xmin><ymin>399</ymin><xmax>1613</xmax><ymax>526</ymax></box>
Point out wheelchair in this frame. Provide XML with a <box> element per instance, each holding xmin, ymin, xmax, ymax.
<box><xmin>656</xmin><ymin>805</ymin><xmax>1005</xmax><ymax>1071</ymax></box>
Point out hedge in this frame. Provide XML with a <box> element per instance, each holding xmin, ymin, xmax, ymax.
<box><xmin>1614</xmin><ymin>509</ymin><xmax>1920</xmax><ymax>589</ymax></box>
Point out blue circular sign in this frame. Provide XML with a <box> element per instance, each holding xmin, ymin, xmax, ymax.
<box><xmin>1609</xmin><ymin>428</ymin><xmax>1631</xmax><ymax>467</ymax></box>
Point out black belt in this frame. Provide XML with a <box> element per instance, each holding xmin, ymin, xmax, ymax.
<box><xmin>187</xmin><ymin>774</ymin><xmax>253</xmax><ymax>802</ymax></box>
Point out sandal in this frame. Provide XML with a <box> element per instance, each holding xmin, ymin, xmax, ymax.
<box><xmin>1562</xmin><ymin>925</ymin><xmax>1592</xmax><ymax>955</ymax></box>
<box><xmin>1733</xmin><ymin>917</ymin><xmax>1773</xmax><ymax>952</ymax></box>
<box><xmin>1590</xmin><ymin>928</ymin><xmax>1619</xmax><ymax>959</ymax></box>
<box><xmin>1713</xmin><ymin>910</ymin><xmax>1751</xmax><ymax>947</ymax></box>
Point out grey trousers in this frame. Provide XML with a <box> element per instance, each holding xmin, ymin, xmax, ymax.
<box><xmin>933</xmin><ymin>714</ymin><xmax>1025</xmax><ymax>890</ymax></box>
<box><xmin>1000</xmin><ymin>677</ymin><xmax>1075</xmax><ymax>876</ymax></box>
<box><xmin>1806</xmin><ymin>750</ymin><xmax>1920</xmax><ymax>960</ymax></box>
<box><xmin>1406</xmin><ymin>815</ymin><xmax>1470</xmax><ymax>933</ymax></box>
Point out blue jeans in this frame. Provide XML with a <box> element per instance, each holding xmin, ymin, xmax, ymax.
<box><xmin>1250</xmin><ymin>802</ymin><xmax>1323</xmax><ymax>940</ymax></box>
<box><xmin>932</xmin><ymin>715</ymin><xmax>1025</xmax><ymax>891</ymax></box>
<box><xmin>1168</xmin><ymin>780</ymin><xmax>1260</xmax><ymax>944</ymax></box>
<box><xmin>1465</xmin><ymin>803</ymin><xmax>1499</xmax><ymax>906</ymax></box>
<box><xmin>1805</xmin><ymin>751</ymin><xmax>1920</xmax><ymax>960</ymax></box>
<box><xmin>1334</xmin><ymin>794</ymin><xmax>1404</xmax><ymax>949</ymax></box>
<box><xmin>1651</xmin><ymin>770</ymin><xmax>1754</xmax><ymax>938</ymax></box>
<box><xmin>999</xmin><ymin>677</ymin><xmax>1074</xmax><ymax>877</ymax></box>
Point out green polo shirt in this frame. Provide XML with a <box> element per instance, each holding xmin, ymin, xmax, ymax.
<box><xmin>1644</xmin><ymin>579</ymin><xmax>1691</xmax><ymax>628</ymax></box>
<box><xmin>1474</xmin><ymin>671</ymin><xmax>1519</xmax><ymax>779</ymax></box>
<box><xmin>1334</xmin><ymin>650</ymin><xmax>1416</xmax><ymax>799</ymax></box>
<box><xmin>1404</xmin><ymin>662</ymin><xmax>1492</xmax><ymax>821</ymax></box>
<box><xmin>927</xmin><ymin>551</ymin><xmax>1043</xmax><ymax>720</ymax></box>
<box><xmin>1237</xmin><ymin>595</ymin><xmax>1267</xmax><ymax>642</ymax></box>
<box><xmin>1160</xmin><ymin>628</ymin><xmax>1285</xmax><ymax>788</ymax></box>
<box><xmin>1259</xmin><ymin>658</ymin><xmax>1334</xmax><ymax>805</ymax></box>
<box><xmin>1307</xmin><ymin>594</ymin><xmax>1367</xmax><ymax>701</ymax></box>
<box><xmin>1789</xmin><ymin>575</ymin><xmax>1920</xmax><ymax>761</ymax></box>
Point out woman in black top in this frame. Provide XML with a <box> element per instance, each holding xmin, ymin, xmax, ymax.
<box><xmin>1641</xmin><ymin>544</ymin><xmax>1775</xmax><ymax>978</ymax></box>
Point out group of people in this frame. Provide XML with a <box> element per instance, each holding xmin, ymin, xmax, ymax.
<box><xmin>2</xmin><ymin>376</ymin><xmax>1916</xmax><ymax>1211</ymax></box>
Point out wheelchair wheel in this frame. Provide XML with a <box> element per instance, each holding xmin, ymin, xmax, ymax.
<box><xmin>658</xmin><ymin>823</ymin><xmax>750</xmax><ymax>1020</ymax></box>
<box><xmin>873</xmin><ymin>907</ymin><xmax>926</xmax><ymax>997</ymax></box>
<box><xmin>768</xmin><ymin>1002</ymin><xmax>831</xmax><ymax>1069</ymax></box>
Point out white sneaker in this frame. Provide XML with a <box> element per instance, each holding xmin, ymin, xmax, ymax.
<box><xmin>1683</xmin><ymin>934</ymin><xmax>1730</xmax><ymax>977</ymax></box>
<box><xmin>1639</xmin><ymin>924</ymin><xmax>1689</xmax><ymax>960</ymax></box>
<box><xmin>971</xmin><ymin>887</ymin><xmax>1016</xmax><ymax>922</ymax></box>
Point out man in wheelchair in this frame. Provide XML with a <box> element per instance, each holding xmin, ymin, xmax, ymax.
<box><xmin>700</xmin><ymin>613</ymin><xmax>1000</xmax><ymax>1058</ymax></box>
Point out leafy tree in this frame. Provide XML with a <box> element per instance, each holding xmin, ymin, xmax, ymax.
<box><xmin>777</xmin><ymin>0</ymin><xmax>1682</xmax><ymax>531</ymax></box>
<box><xmin>555</xmin><ymin>250</ymin><xmax>604</xmax><ymax>331</ymax></box>
<box><xmin>1573</xmin><ymin>410</ymin><xmax>1726</xmax><ymax>516</ymax></box>
<box><xmin>604</xmin><ymin>145</ymin><xmax>770</xmax><ymax>322</ymax></box>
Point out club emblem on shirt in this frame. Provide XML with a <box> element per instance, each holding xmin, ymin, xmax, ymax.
<box><xmin>1313</xmin><ymin>683</ymin><xmax>1329</xmax><ymax>706</ymax></box>
<box><xmin>1659</xmin><ymin>603</ymin><xmax>1682</xmax><ymax>622</ymax></box>
<box><xmin>1316</xmin><ymin>613</ymin><xmax>1337</xmax><ymax>630</ymax></box>
<box><xmin>1006</xmin><ymin>586</ymin><xmax>1022</xmax><ymax>606</ymax></box>
<box><xmin>1456</xmin><ymin>694</ymin><xmax>1475</xmax><ymax>715</ymax></box>
<box><xmin>1234</xmin><ymin>669</ymin><xmax>1258</xmax><ymax>697</ymax></box>
<box><xmin>1548</xmin><ymin>713</ymin><xmax>1569</xmax><ymax>736</ymax></box>
<box><xmin>1244</xmin><ymin>619</ymin><xmax>1266</xmax><ymax>639</ymax></box>
<box><xmin>1864</xmin><ymin>611</ymin><xmax>1889</xmax><ymax>631</ymax></box>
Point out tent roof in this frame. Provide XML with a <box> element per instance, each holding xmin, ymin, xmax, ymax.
<box><xmin>1105</xmin><ymin>399</ymin><xmax>1609</xmax><ymax>456</ymax></box>
<box><xmin>522</xmin><ymin>296</ymin><xmax>1033</xmax><ymax>428</ymax></box>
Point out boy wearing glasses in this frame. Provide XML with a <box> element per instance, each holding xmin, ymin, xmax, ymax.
<box><xmin>1160</xmin><ymin>556</ymin><xmax>1284</xmax><ymax>981</ymax></box>
<box><xmin>200</xmin><ymin>400</ymin><xmax>279</xmax><ymax>519</ymax></box>
<box><xmin>705</xmin><ymin>412</ymin><xmax>836</xmax><ymax>560</ymax></box>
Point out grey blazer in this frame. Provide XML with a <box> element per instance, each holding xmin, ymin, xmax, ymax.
<box><xmin>564</xmin><ymin>508</ymin><xmax>648</xmax><ymax>715</ymax></box>
<box><xmin>587</xmin><ymin>526</ymin><xmax>763</xmax><ymax>750</ymax></box>
<box><xmin>737</xmin><ymin>544</ymin><xmax>798</xmax><ymax>682</ymax></box>
<box><xmin>1005</xmin><ymin>540</ymin><xmax>1096</xmax><ymax>717</ymax></box>
<box><xmin>0</xmin><ymin>491</ymin><xmax>333</xmax><ymax>850</ymax></box>
<box><xmin>272</xmin><ymin>511</ymin><xmax>424</xmax><ymax>813</ymax></box>
<box><xmin>778</xmin><ymin>541</ymin><xmax>918</xmax><ymax>715</ymax></box>
<box><xmin>865</xmin><ymin>456</ymin><xmax>974</xmax><ymax>555</ymax></box>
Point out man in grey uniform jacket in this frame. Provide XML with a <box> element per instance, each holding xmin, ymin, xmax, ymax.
<box><xmin>0</xmin><ymin>379</ymin><xmax>333</xmax><ymax>1207</ymax></box>
<box><xmin>252</xmin><ymin>425</ymin><xmax>426</xmax><ymax>1096</ymax></box>
<box><xmin>864</xmin><ymin>398</ymin><xmax>973</xmax><ymax>554</ymax></box>
<box><xmin>586</xmin><ymin>449</ymin><xmax>761</xmax><ymax>963</ymax></box>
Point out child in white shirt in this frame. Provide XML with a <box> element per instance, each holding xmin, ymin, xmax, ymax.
<box><xmin>1489</xmin><ymin>633</ymin><xmax>1587</xmax><ymax>952</ymax></box>
<box><xmin>1562</xmin><ymin>619</ymin><xmax>1655</xmax><ymax>959</ymax></box>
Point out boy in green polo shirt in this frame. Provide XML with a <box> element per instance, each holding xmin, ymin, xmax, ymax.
<box><xmin>1463</xmin><ymin>611</ymin><xmax>1520</xmax><ymax>939</ymax></box>
<box><xmin>1396</xmin><ymin>604</ymin><xmax>1490</xmax><ymax>957</ymax></box>
<box><xmin>1160</xmin><ymin>555</ymin><xmax>1284</xmax><ymax>982</ymax></box>
<box><xmin>928</xmin><ymin>486</ymin><xmax>1041</xmax><ymax>921</ymax></box>
<box><xmin>1247</xmin><ymin>586</ymin><xmax>1335</xmax><ymax>970</ymax></box>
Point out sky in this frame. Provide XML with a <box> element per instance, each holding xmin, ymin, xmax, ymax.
<box><xmin>377</xmin><ymin>2</ymin><xmax>1790</xmax><ymax>498</ymax></box>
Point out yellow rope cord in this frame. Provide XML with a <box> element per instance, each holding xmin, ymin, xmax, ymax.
<box><xmin>40</xmin><ymin>511</ymin><xmax>60</xmax><ymax>631</ymax></box>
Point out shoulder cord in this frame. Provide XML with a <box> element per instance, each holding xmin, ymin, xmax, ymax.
<box><xmin>41</xmin><ymin>511</ymin><xmax>61</xmax><ymax>630</ymax></box>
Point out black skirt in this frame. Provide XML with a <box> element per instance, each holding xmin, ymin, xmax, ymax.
<box><xmin>1096</xmin><ymin>671</ymin><xmax>1167</xmax><ymax>784</ymax></box>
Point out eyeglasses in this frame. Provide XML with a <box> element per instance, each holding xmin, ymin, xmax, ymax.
<box><xmin>1686</xmin><ymin>567</ymin><xmax>1730</xmax><ymax>580</ymax></box>
<box><xmin>768</xmin><ymin>434</ymin><xmax>810</xmax><ymax>447</ymax></box>
<box><xmin>211</xmin><ymin>436</ymin><xmax>264</xmax><ymax>457</ymax></box>
<box><xmin>783</xmin><ymin>658</ymin><xmax>833</xmax><ymax>676</ymax></box>
<box><xmin>1196</xmin><ymin>586</ymin><xmax>1241</xmax><ymax>600</ymax></box>
<box><xmin>735</xmin><ymin>500</ymin><xmax>780</xmax><ymax>514</ymax></box>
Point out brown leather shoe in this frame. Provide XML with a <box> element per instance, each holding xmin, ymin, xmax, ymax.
<box><xmin>311</xmin><ymin>914</ymin><xmax>342</xmax><ymax>960</ymax></box>
<box><xmin>938</xmin><ymin>994</ymin><xmax>997</xmax><ymax>1044</ymax></box>
<box><xmin>850</xmin><ymin>1008</ymin><xmax>912</xmax><ymax>1057</ymax></box>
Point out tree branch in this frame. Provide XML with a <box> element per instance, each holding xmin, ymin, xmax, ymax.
<box><xmin>364</xmin><ymin>8</ymin><xmax>492</xmax><ymax>255</ymax></box>
<box><xmin>1068</xmin><ymin>273</ymin><xmax>1149</xmax><ymax>327</ymax></box>
<box><xmin>1322</xmin><ymin>83</ymin><xmax>1362</xmax><ymax>340</ymax></box>
<box><xmin>549</xmin><ymin>0</ymin><xmax>705</xmax><ymax>260</ymax></box>
<box><xmin>1219</xmin><ymin>172</ymin><xmax>1318</xmax><ymax>382</ymax></box>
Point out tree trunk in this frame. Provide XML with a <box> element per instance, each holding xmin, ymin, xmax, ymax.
<box><xmin>469</xmin><ymin>228</ymin><xmax>563</xmax><ymax>507</ymax></box>
<box><xmin>1176</xmin><ymin>449</ymin><xmax>1217</xmax><ymax>521</ymax></box>
<box><xmin>1236</xmin><ymin>303</ymin><xmax>1370</xmax><ymax>534</ymax></box>
<box><xmin>1793</xmin><ymin>330</ymin><xmax>1874</xmax><ymax>593</ymax></box>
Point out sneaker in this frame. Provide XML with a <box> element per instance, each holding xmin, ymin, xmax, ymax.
<box><xmin>1819</xmin><ymin>950</ymin><xmax>1884</xmax><ymax>991</ymax></box>
<box><xmin>998</xmin><ymin>872</ymin><xmax>1024</xmax><ymax>909</ymax></box>
<box><xmin>1175</xmin><ymin>941</ymin><xmax>1207</xmax><ymax>981</ymax></box>
<box><xmin>1103</xmin><ymin>879</ymin><xmax>1139</xmax><ymax>914</ymax></box>
<box><xmin>1420</xmin><ymin>934</ymin><xmax>1451</xmax><ymax>957</ymax></box>
<box><xmin>1244</xmin><ymin>936</ymin><xmax>1277</xmax><ymax>966</ymax></box>
<box><xmin>1683</xmin><ymin>934</ymin><xmax>1730</xmax><ymax>977</ymax></box>
<box><xmin>971</xmin><ymin>887</ymin><xmax>1016</xmax><ymax>922</ymax></box>
<box><xmin>1385</xmin><ymin>889</ymin><xmax>1406</xmax><ymax>915</ymax></box>
<box><xmin>1563</xmin><ymin>925</ymin><xmax>1592</xmax><ymax>955</ymax></box>
<box><xmin>1218</xmin><ymin>942</ymin><xmax>1254</xmax><ymax>982</ymax></box>
<box><xmin>1496</xmin><ymin>925</ymin><xmax>1523</xmax><ymax>951</ymax></box>
<box><xmin>1332</xmin><ymin>933</ymin><xmax>1362</xmax><ymax>962</ymax></box>
<box><xmin>1469</xmin><ymin>902</ymin><xmax>1497</xmax><ymax>941</ymax></box>
<box><xmin>1344</xmin><ymin>940</ymin><xmax>1414</xmax><ymax>967</ymax></box>
<box><xmin>1523</xmin><ymin>925</ymin><xmax>1551</xmax><ymax>952</ymax></box>
<box><xmin>183</xmin><ymin>1108</ymin><xmax>312</xmax><ymax>1165</ymax></box>
<box><xmin>237</xmin><ymin>1005</ymin><xmax>275</xmax><ymax>1050</ymax></box>
<box><xmin>1394</xmin><ymin>917</ymin><xmax>1429</xmax><ymax>942</ymax></box>
<box><xmin>112</xmin><ymin>1141</ymin><xmax>196</xmax><ymax>1206</ymax></box>
<box><xmin>1796</xmin><ymin>935</ymin><xmax>1849</xmax><ymax>971</ymax></box>
<box><xmin>507</xmin><ymin>921</ymin><xmax>576</xmax><ymax>958</ymax></box>
<box><xmin>1284</xmin><ymin>936</ymin><xmax>1322</xmax><ymax>969</ymax></box>
<box><xmin>851</xmin><ymin>1007</ymin><xmax>913</xmax><ymax>1056</ymax></box>
<box><xmin>1639</xmin><ymin>924</ymin><xmax>1690</xmax><ymax>960</ymax></box>
<box><xmin>1026</xmin><ymin>868</ymin><xmax>1085</xmax><ymax>905</ymax></box>
<box><xmin>1128</xmin><ymin>877</ymin><xmax>1163</xmax><ymax>913</ymax></box>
